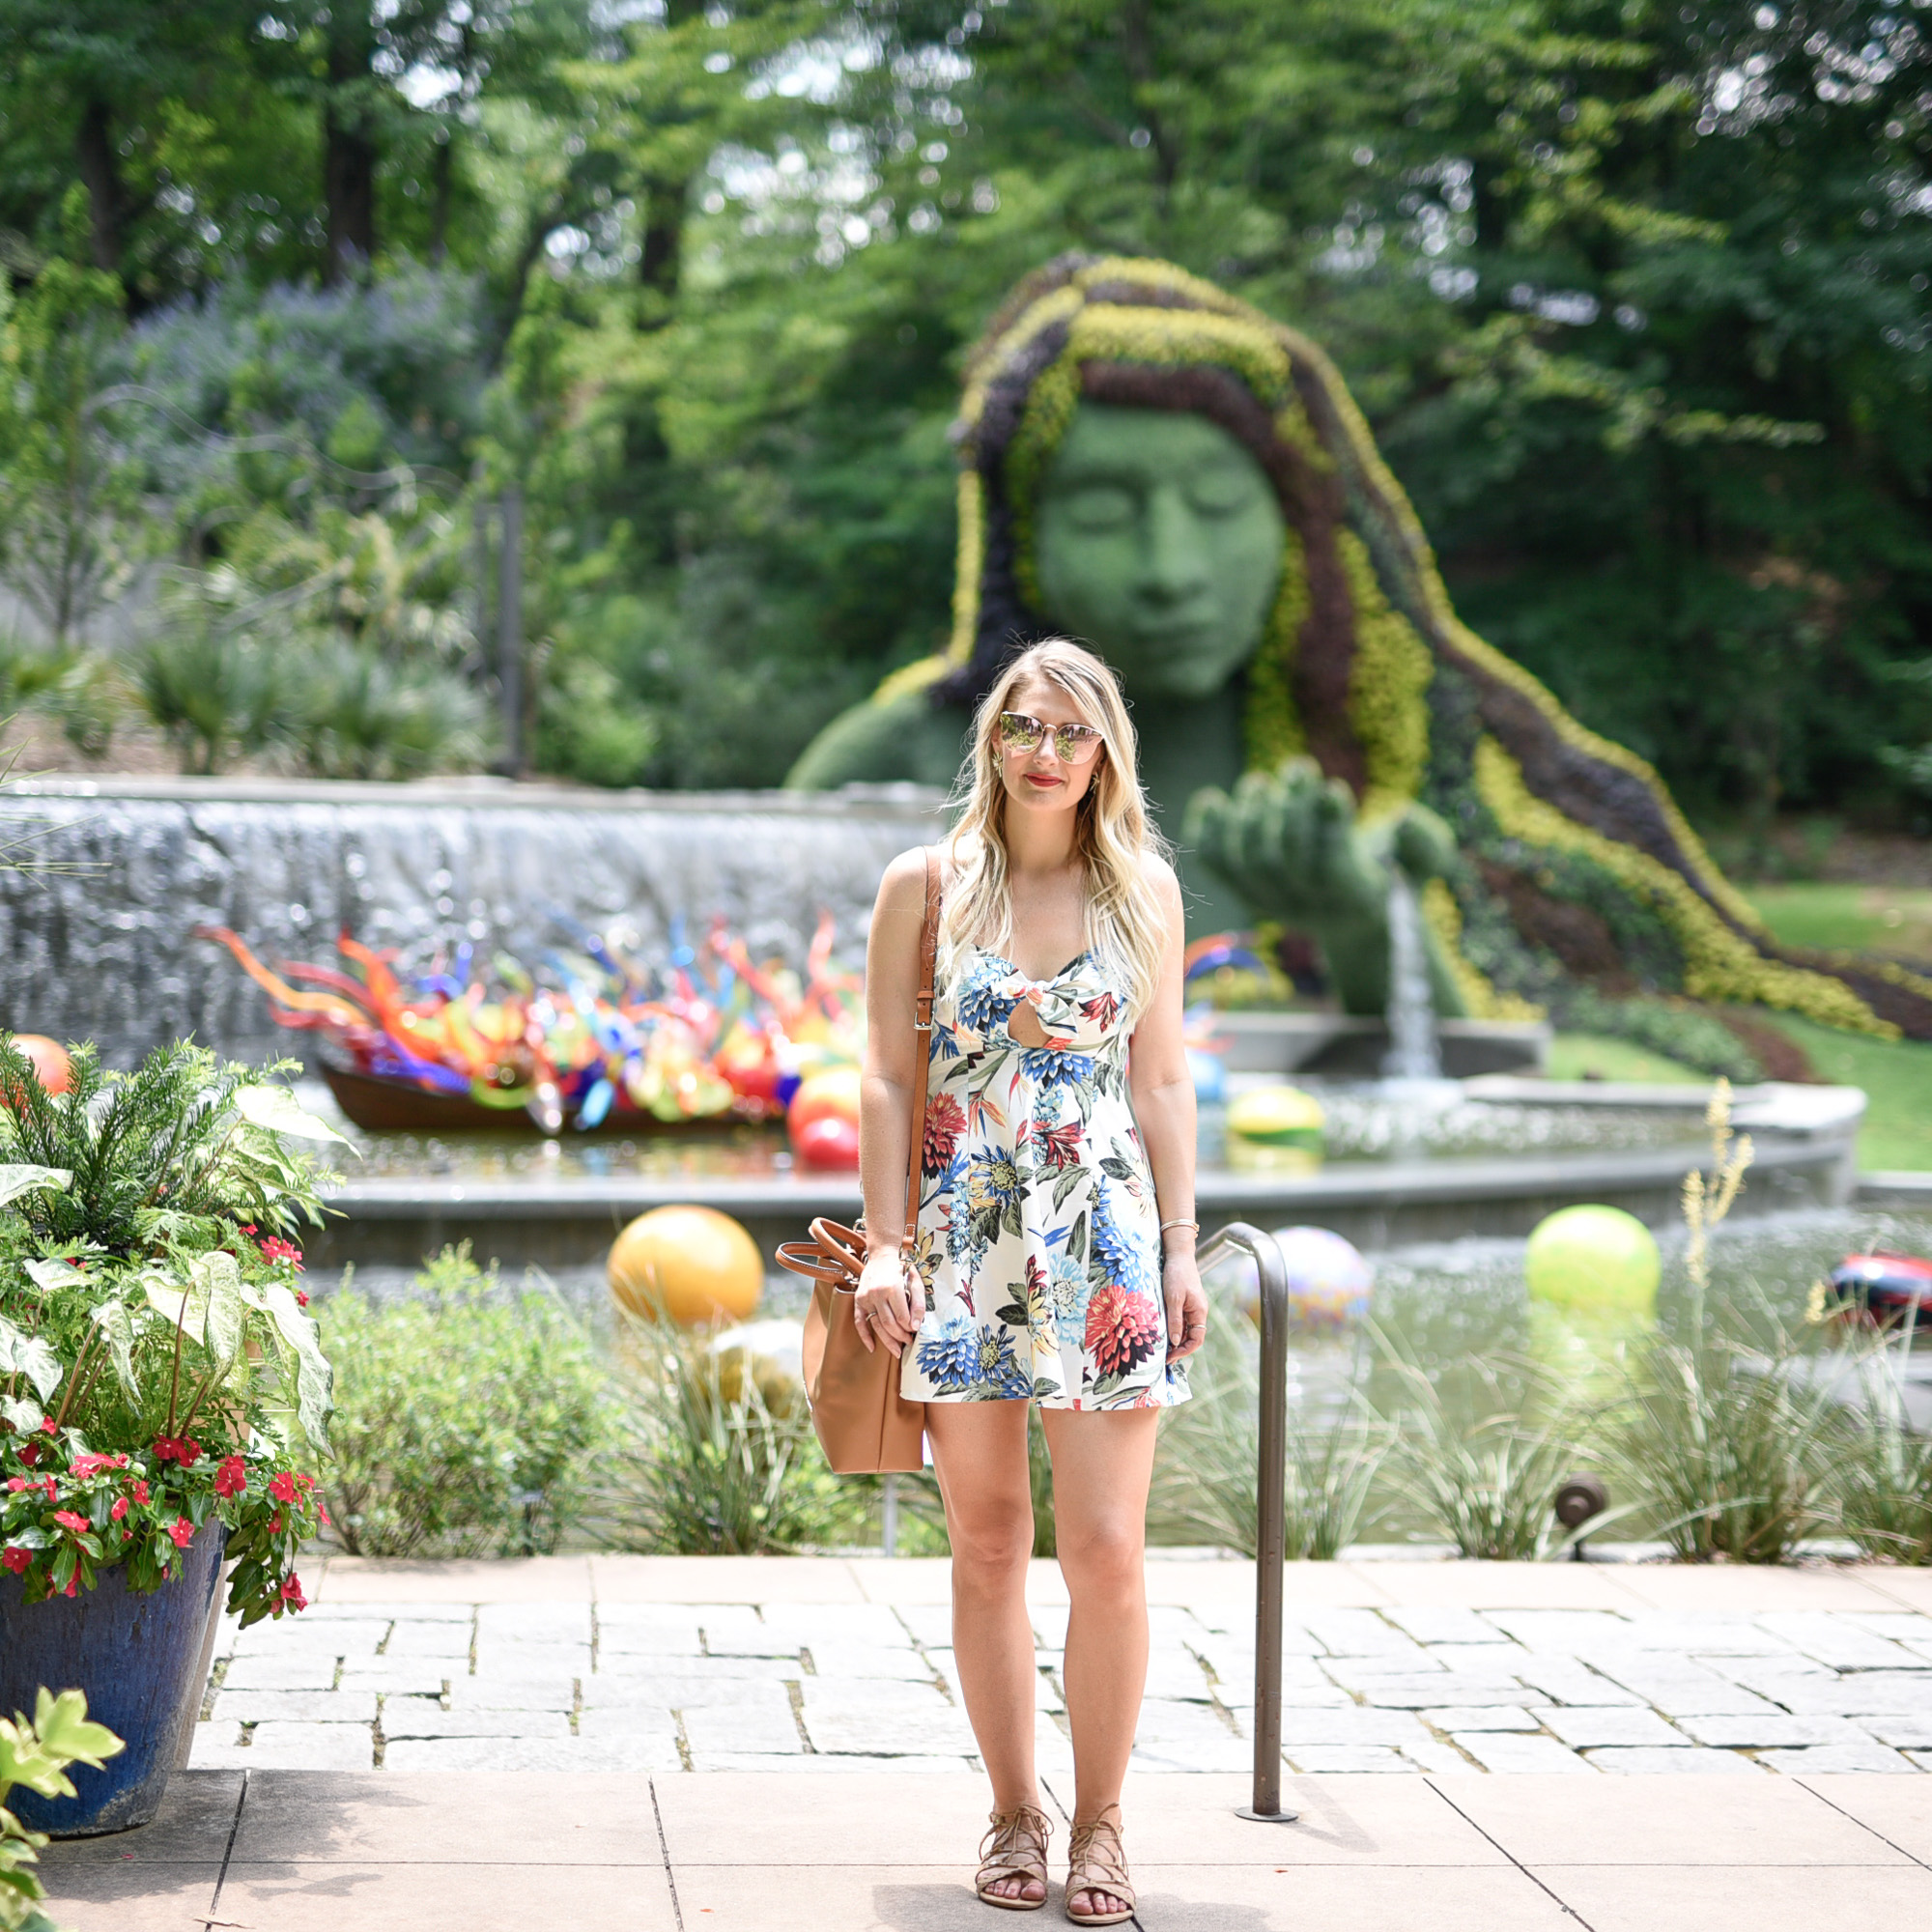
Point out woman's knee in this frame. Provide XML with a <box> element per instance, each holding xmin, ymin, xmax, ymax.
<box><xmin>946</xmin><ymin>1503</ymin><xmax>1035</xmax><ymax>1585</ymax></box>
<box><xmin>1056</xmin><ymin>1514</ymin><xmax>1145</xmax><ymax>1597</ymax></box>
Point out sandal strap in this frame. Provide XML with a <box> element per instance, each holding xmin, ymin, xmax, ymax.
<box><xmin>979</xmin><ymin>1804</ymin><xmax>1052</xmax><ymax>1888</ymax></box>
<box><xmin>1066</xmin><ymin>1806</ymin><xmax>1133</xmax><ymax>1910</ymax></box>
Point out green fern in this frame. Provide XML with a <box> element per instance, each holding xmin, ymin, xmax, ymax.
<box><xmin>0</xmin><ymin>1038</ymin><xmax>332</xmax><ymax>1256</ymax></box>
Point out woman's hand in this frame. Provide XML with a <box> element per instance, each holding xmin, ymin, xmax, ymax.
<box><xmin>1163</xmin><ymin>1251</ymin><xmax>1208</xmax><ymax>1362</ymax></box>
<box><xmin>854</xmin><ymin>1247</ymin><xmax>923</xmax><ymax>1358</ymax></box>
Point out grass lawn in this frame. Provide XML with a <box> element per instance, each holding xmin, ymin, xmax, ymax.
<box><xmin>1545</xmin><ymin>1034</ymin><xmax>1709</xmax><ymax>1085</ymax></box>
<box><xmin>1548</xmin><ymin>1020</ymin><xmax>1932</xmax><ymax>1171</ymax></box>
<box><xmin>1761</xmin><ymin>1013</ymin><xmax>1932</xmax><ymax>1172</ymax></box>
<box><xmin>1744</xmin><ymin>882</ymin><xmax>1932</xmax><ymax>958</ymax></box>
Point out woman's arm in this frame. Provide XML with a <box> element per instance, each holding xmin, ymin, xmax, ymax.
<box><xmin>853</xmin><ymin>846</ymin><xmax>932</xmax><ymax>1357</ymax></box>
<box><xmin>1127</xmin><ymin>861</ymin><xmax>1208</xmax><ymax>1363</ymax></box>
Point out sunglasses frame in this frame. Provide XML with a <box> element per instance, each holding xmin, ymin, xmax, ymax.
<box><xmin>997</xmin><ymin>710</ymin><xmax>1105</xmax><ymax>765</ymax></box>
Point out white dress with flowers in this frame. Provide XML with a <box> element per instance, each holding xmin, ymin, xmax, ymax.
<box><xmin>899</xmin><ymin>945</ymin><xmax>1188</xmax><ymax>1410</ymax></box>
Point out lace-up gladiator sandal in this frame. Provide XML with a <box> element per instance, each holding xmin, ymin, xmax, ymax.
<box><xmin>976</xmin><ymin>1803</ymin><xmax>1053</xmax><ymax>1912</ymax></box>
<box><xmin>1064</xmin><ymin>1804</ymin><xmax>1134</xmax><ymax>1927</ymax></box>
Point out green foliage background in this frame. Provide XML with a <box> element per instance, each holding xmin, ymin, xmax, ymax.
<box><xmin>6</xmin><ymin>1</ymin><xmax>1932</xmax><ymax>816</ymax></box>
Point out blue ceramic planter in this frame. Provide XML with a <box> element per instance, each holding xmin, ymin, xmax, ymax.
<box><xmin>0</xmin><ymin>1523</ymin><xmax>224</xmax><ymax>1836</ymax></box>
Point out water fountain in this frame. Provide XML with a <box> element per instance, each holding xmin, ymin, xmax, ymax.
<box><xmin>1380</xmin><ymin>872</ymin><xmax>1441</xmax><ymax>1083</ymax></box>
<box><xmin>0</xmin><ymin>773</ymin><xmax>944</xmax><ymax>1067</ymax></box>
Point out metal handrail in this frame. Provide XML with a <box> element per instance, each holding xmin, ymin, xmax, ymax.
<box><xmin>1196</xmin><ymin>1220</ymin><xmax>1300</xmax><ymax>1826</ymax></box>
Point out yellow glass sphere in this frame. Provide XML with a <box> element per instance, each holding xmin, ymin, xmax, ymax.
<box><xmin>608</xmin><ymin>1205</ymin><xmax>765</xmax><ymax>1327</ymax></box>
<box><xmin>1226</xmin><ymin>1085</ymin><xmax>1325</xmax><ymax>1151</ymax></box>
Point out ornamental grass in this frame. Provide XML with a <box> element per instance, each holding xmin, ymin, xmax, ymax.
<box><xmin>587</xmin><ymin>1304</ymin><xmax>851</xmax><ymax>1556</ymax></box>
<box><xmin>1151</xmin><ymin>1304</ymin><xmax>1389</xmax><ymax>1560</ymax></box>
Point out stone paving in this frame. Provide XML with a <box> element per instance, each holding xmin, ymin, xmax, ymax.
<box><xmin>188</xmin><ymin>1553</ymin><xmax>1932</xmax><ymax>1779</ymax></box>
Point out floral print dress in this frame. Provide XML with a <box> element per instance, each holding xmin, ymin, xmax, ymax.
<box><xmin>901</xmin><ymin>944</ymin><xmax>1189</xmax><ymax>1410</ymax></box>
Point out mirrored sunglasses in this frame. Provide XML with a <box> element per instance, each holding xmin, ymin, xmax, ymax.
<box><xmin>998</xmin><ymin>711</ymin><xmax>1104</xmax><ymax>764</ymax></box>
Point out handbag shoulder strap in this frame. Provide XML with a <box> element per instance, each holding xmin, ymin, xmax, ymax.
<box><xmin>899</xmin><ymin>846</ymin><xmax>943</xmax><ymax>1260</ymax></box>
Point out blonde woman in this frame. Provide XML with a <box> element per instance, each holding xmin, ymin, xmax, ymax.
<box><xmin>856</xmin><ymin>639</ymin><xmax>1207</xmax><ymax>1924</ymax></box>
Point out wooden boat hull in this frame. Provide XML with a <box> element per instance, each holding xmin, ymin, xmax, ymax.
<box><xmin>320</xmin><ymin>1065</ymin><xmax>747</xmax><ymax>1137</ymax></box>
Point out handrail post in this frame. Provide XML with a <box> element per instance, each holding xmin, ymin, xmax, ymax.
<box><xmin>1198</xmin><ymin>1220</ymin><xmax>1299</xmax><ymax>1826</ymax></box>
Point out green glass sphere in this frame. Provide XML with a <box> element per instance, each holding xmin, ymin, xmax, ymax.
<box><xmin>1524</xmin><ymin>1205</ymin><xmax>1661</xmax><ymax>1321</ymax></box>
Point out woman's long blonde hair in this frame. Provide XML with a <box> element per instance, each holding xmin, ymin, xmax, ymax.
<box><xmin>940</xmin><ymin>639</ymin><xmax>1171</xmax><ymax>1021</ymax></box>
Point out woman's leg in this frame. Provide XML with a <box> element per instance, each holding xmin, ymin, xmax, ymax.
<box><xmin>925</xmin><ymin>1398</ymin><xmax>1041</xmax><ymax>1903</ymax></box>
<box><xmin>1039</xmin><ymin>1406</ymin><xmax>1161</xmax><ymax>1918</ymax></box>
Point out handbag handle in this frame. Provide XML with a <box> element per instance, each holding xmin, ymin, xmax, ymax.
<box><xmin>897</xmin><ymin>846</ymin><xmax>943</xmax><ymax>1264</ymax></box>
<box><xmin>776</xmin><ymin>848</ymin><xmax>942</xmax><ymax>1291</ymax></box>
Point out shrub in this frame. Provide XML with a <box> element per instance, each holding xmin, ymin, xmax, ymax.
<box><xmin>319</xmin><ymin>1245</ymin><xmax>607</xmax><ymax>1557</ymax></box>
<box><xmin>136</xmin><ymin>624</ymin><xmax>286</xmax><ymax>774</ymax></box>
<box><xmin>535</xmin><ymin>654</ymin><xmax>659</xmax><ymax>788</ymax></box>
<box><xmin>287</xmin><ymin>639</ymin><xmax>487</xmax><ymax>780</ymax></box>
<box><xmin>0</xmin><ymin>1690</ymin><xmax>123</xmax><ymax>1932</ymax></box>
<box><xmin>1556</xmin><ymin>987</ymin><xmax>1765</xmax><ymax>1083</ymax></box>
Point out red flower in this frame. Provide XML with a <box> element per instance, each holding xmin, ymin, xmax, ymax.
<box><xmin>1</xmin><ymin>1547</ymin><xmax>29</xmax><ymax>1574</ymax></box>
<box><xmin>237</xmin><ymin>1224</ymin><xmax>257</xmax><ymax>1236</ymax></box>
<box><xmin>109</xmin><ymin>1496</ymin><xmax>128</xmax><ymax>1521</ymax></box>
<box><xmin>167</xmin><ymin>1519</ymin><xmax>195</xmax><ymax>1548</ymax></box>
<box><xmin>51</xmin><ymin>1510</ymin><xmax>89</xmax><ymax>1535</ymax></box>
<box><xmin>39</xmin><ymin>1417</ymin><xmax>56</xmax><ymax>1435</ymax></box>
<box><xmin>296</xmin><ymin>1289</ymin><xmax>310</xmax><ymax>1307</ymax></box>
<box><xmin>16</xmin><ymin>1441</ymin><xmax>39</xmax><ymax>1466</ymax></box>
<box><xmin>130</xmin><ymin>1480</ymin><xmax>150</xmax><ymax>1506</ymax></box>
<box><xmin>280</xmin><ymin>1573</ymin><xmax>306</xmax><ymax>1612</ymax></box>
<box><xmin>268</xmin><ymin>1471</ymin><xmax>298</xmax><ymax>1504</ymax></box>
<box><xmin>259</xmin><ymin>1236</ymin><xmax>303</xmax><ymax>1271</ymax></box>
<box><xmin>921</xmin><ymin>1094</ymin><xmax>966</xmax><ymax>1175</ymax></box>
<box><xmin>213</xmin><ymin>1457</ymin><xmax>247</xmax><ymax>1499</ymax></box>
<box><xmin>62</xmin><ymin>1573</ymin><xmax>76</xmax><ymax>1597</ymax></box>
<box><xmin>318</xmin><ymin>1503</ymin><xmax>331</xmax><ymax>1528</ymax></box>
<box><xmin>1084</xmin><ymin>1285</ymin><xmax>1162</xmax><ymax>1379</ymax></box>
<box><xmin>152</xmin><ymin>1436</ymin><xmax>203</xmax><ymax>1466</ymax></box>
<box><xmin>268</xmin><ymin>1515</ymin><xmax>282</xmax><ymax>1533</ymax></box>
<box><xmin>1080</xmin><ymin>990</ymin><xmax>1122</xmax><ymax>1031</ymax></box>
<box><xmin>69</xmin><ymin>1452</ymin><xmax>128</xmax><ymax>1480</ymax></box>
<box><xmin>4</xmin><ymin>1477</ymin><xmax>30</xmax><ymax>1492</ymax></box>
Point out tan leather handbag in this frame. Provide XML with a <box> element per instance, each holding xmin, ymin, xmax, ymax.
<box><xmin>776</xmin><ymin>848</ymin><xmax>938</xmax><ymax>1474</ymax></box>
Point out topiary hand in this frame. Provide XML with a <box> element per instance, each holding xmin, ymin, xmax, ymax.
<box><xmin>1182</xmin><ymin>758</ymin><xmax>1465</xmax><ymax>1017</ymax></box>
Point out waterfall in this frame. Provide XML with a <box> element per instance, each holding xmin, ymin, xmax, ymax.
<box><xmin>0</xmin><ymin>777</ymin><xmax>946</xmax><ymax>1067</ymax></box>
<box><xmin>1381</xmin><ymin>869</ymin><xmax>1443</xmax><ymax>1081</ymax></box>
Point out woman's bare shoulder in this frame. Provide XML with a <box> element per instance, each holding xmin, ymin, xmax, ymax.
<box><xmin>1138</xmin><ymin>848</ymin><xmax>1183</xmax><ymax>906</ymax></box>
<box><xmin>875</xmin><ymin>844</ymin><xmax>937</xmax><ymax>918</ymax></box>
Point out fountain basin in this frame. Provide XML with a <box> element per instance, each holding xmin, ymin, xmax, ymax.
<box><xmin>1212</xmin><ymin>1011</ymin><xmax>1550</xmax><ymax>1077</ymax></box>
<box><xmin>303</xmin><ymin>1081</ymin><xmax>1866</xmax><ymax>1272</ymax></box>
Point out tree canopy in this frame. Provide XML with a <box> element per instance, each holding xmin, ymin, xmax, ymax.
<box><xmin>3</xmin><ymin>0</ymin><xmax>1932</xmax><ymax>825</ymax></box>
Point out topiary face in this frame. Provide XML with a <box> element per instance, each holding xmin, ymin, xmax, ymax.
<box><xmin>1033</xmin><ymin>405</ymin><xmax>1285</xmax><ymax>699</ymax></box>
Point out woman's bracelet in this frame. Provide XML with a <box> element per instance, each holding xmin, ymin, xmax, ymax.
<box><xmin>1159</xmin><ymin>1216</ymin><xmax>1200</xmax><ymax>1236</ymax></box>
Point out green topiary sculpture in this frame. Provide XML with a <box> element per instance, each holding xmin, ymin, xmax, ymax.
<box><xmin>789</xmin><ymin>253</ymin><xmax>1932</xmax><ymax>1039</ymax></box>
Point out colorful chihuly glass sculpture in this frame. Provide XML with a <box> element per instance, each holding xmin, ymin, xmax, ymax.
<box><xmin>198</xmin><ymin>919</ymin><xmax>863</xmax><ymax>1134</ymax></box>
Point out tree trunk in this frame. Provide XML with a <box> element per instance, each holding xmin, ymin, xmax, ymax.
<box><xmin>73</xmin><ymin>97</ymin><xmax>121</xmax><ymax>279</ymax></box>
<box><xmin>639</xmin><ymin>176</ymin><xmax>684</xmax><ymax>305</ymax></box>
<box><xmin>429</xmin><ymin>133</ymin><xmax>453</xmax><ymax>264</ymax></box>
<box><xmin>324</xmin><ymin>14</ymin><xmax>379</xmax><ymax>284</ymax></box>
